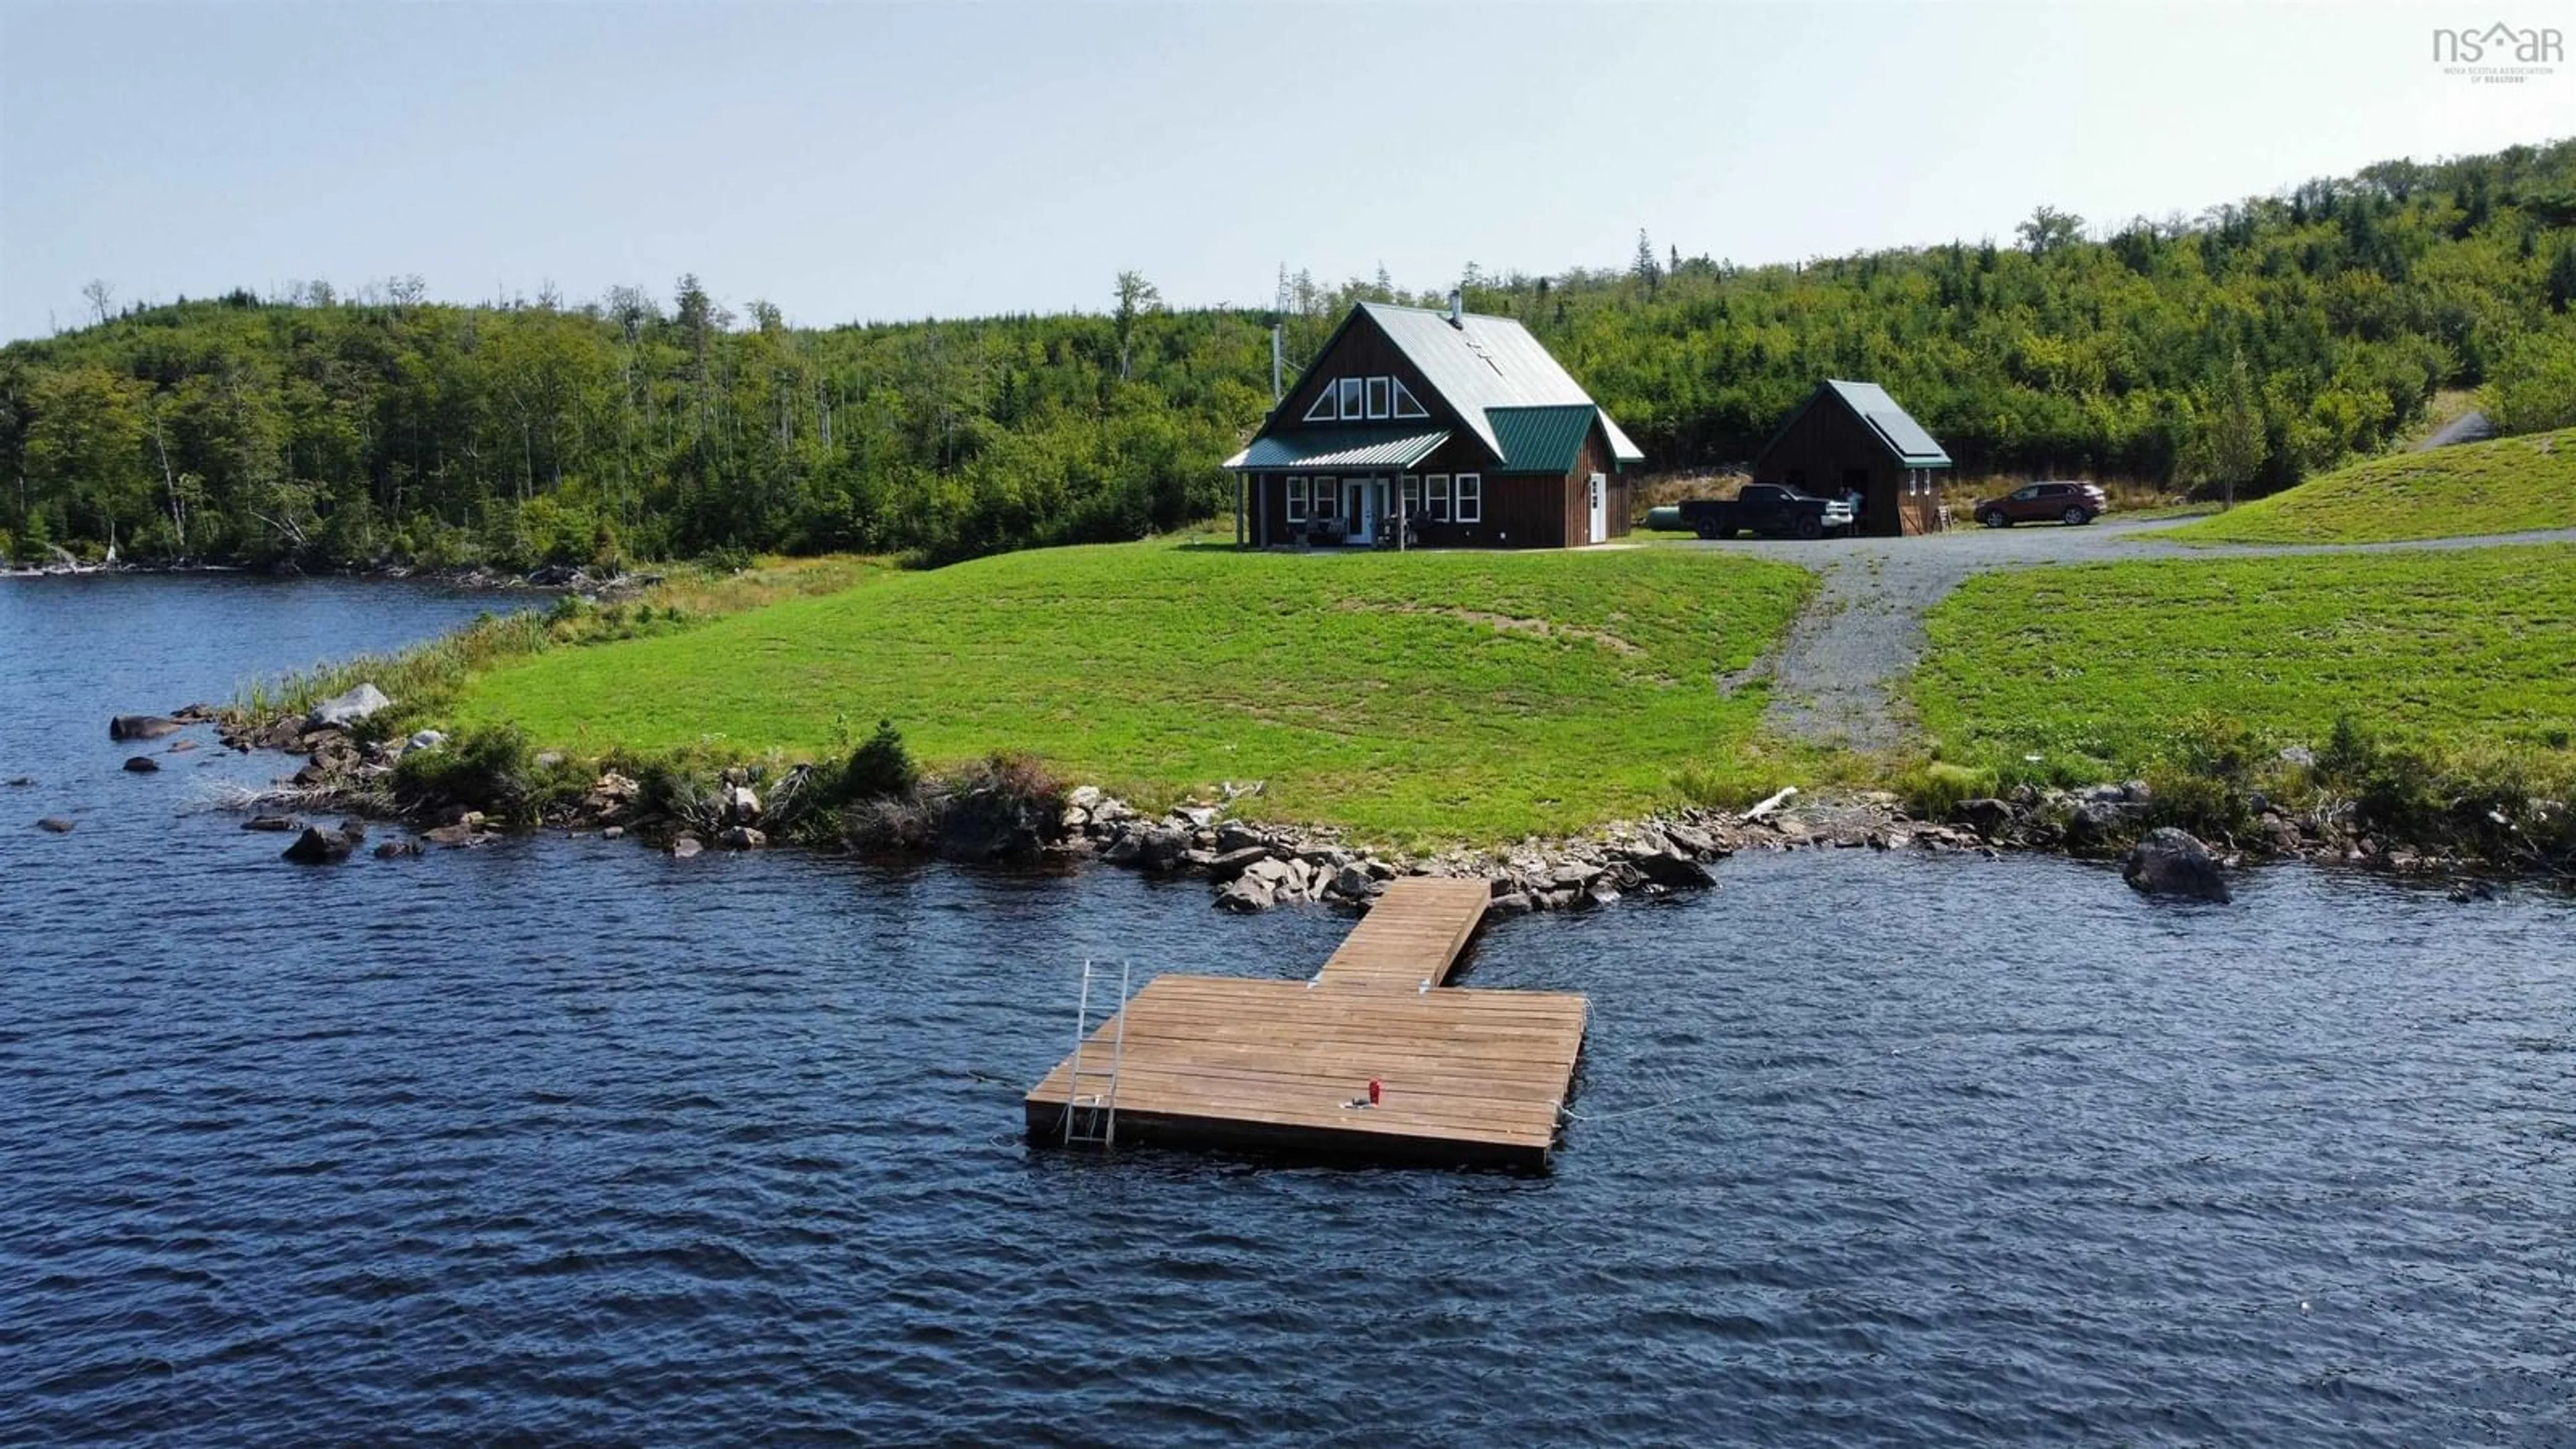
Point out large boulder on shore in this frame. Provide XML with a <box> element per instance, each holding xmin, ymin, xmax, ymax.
<box><xmin>2063</xmin><ymin>800</ymin><xmax>2144</xmax><ymax>857</ymax></box>
<box><xmin>1215</xmin><ymin>875</ymin><xmax>1276</xmax><ymax>913</ymax></box>
<box><xmin>1628</xmin><ymin>847</ymin><xmax>1716</xmax><ymax>891</ymax></box>
<box><xmin>1133</xmin><ymin>825</ymin><xmax>1190</xmax><ymax>871</ymax></box>
<box><xmin>1330</xmin><ymin>862</ymin><xmax>1381</xmax><ymax>899</ymax></box>
<box><xmin>1214</xmin><ymin>820</ymin><xmax>1270</xmax><ymax>855</ymax></box>
<box><xmin>1661</xmin><ymin>822</ymin><xmax>1722</xmax><ymax>859</ymax></box>
<box><xmin>1205</xmin><ymin>845</ymin><xmax>1271</xmax><ymax>883</ymax></box>
<box><xmin>305</xmin><ymin>682</ymin><xmax>392</xmax><ymax>731</ymax></box>
<box><xmin>2122</xmin><ymin>827</ymin><xmax>2232</xmax><ymax>903</ymax></box>
<box><xmin>1951</xmin><ymin>797</ymin><xmax>2018</xmax><ymax>841</ymax></box>
<box><xmin>109</xmin><ymin>714</ymin><xmax>185</xmax><ymax>741</ymax></box>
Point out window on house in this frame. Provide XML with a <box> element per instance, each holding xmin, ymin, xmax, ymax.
<box><xmin>1303</xmin><ymin>388</ymin><xmax>1337</xmax><ymax>423</ymax></box>
<box><xmin>1285</xmin><ymin>476</ymin><xmax>1308</xmax><ymax>523</ymax></box>
<box><xmin>1366</xmin><ymin>377</ymin><xmax>1391</xmax><ymax>419</ymax></box>
<box><xmin>1392</xmin><ymin>379</ymin><xmax>1429</xmax><ymax>419</ymax></box>
<box><xmin>1426</xmin><ymin>474</ymin><xmax>1451</xmax><ymax>522</ymax></box>
<box><xmin>1311</xmin><ymin>476</ymin><xmax>1340</xmax><ymax>520</ymax></box>
<box><xmin>1454</xmin><ymin>473</ymin><xmax>1482</xmax><ymax>523</ymax></box>
<box><xmin>1400</xmin><ymin>474</ymin><xmax>1421</xmax><ymax>516</ymax></box>
<box><xmin>1338</xmin><ymin>378</ymin><xmax>1364</xmax><ymax>418</ymax></box>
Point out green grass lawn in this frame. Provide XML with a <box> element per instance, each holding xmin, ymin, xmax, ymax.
<box><xmin>445</xmin><ymin>539</ymin><xmax>1814</xmax><ymax>843</ymax></box>
<box><xmin>2154</xmin><ymin>428</ymin><xmax>2576</xmax><ymax>545</ymax></box>
<box><xmin>1911</xmin><ymin>545</ymin><xmax>2576</xmax><ymax>779</ymax></box>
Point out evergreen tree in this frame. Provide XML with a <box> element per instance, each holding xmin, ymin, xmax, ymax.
<box><xmin>2547</xmin><ymin>240</ymin><xmax>2576</xmax><ymax>313</ymax></box>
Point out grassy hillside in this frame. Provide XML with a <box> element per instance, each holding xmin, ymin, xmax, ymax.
<box><xmin>441</xmin><ymin>541</ymin><xmax>1814</xmax><ymax>843</ymax></box>
<box><xmin>2155</xmin><ymin>429</ymin><xmax>2576</xmax><ymax>544</ymax></box>
<box><xmin>1911</xmin><ymin>547</ymin><xmax>2576</xmax><ymax>782</ymax></box>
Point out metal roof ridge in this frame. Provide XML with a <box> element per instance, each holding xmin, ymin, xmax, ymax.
<box><xmin>1360</xmin><ymin>299</ymin><xmax>1517</xmax><ymax>324</ymax></box>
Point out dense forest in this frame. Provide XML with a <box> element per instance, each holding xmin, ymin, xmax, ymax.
<box><xmin>5</xmin><ymin>138</ymin><xmax>2573</xmax><ymax>571</ymax></box>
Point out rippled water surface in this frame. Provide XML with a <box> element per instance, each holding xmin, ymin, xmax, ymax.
<box><xmin>5</xmin><ymin>576</ymin><xmax>2574</xmax><ymax>1444</ymax></box>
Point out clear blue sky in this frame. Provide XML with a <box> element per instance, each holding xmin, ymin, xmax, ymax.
<box><xmin>1</xmin><ymin>1</ymin><xmax>2567</xmax><ymax>340</ymax></box>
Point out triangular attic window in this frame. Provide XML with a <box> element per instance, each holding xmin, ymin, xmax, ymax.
<box><xmin>1303</xmin><ymin>386</ymin><xmax>1338</xmax><ymax>423</ymax></box>
<box><xmin>1391</xmin><ymin>379</ymin><xmax>1429</xmax><ymax>419</ymax></box>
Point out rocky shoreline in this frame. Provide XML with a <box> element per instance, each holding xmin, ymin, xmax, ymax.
<box><xmin>83</xmin><ymin>680</ymin><xmax>2526</xmax><ymax>912</ymax></box>
<box><xmin>4</xmin><ymin>557</ymin><xmax>641</xmax><ymax>593</ymax></box>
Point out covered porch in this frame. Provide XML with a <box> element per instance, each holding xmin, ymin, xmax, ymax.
<box><xmin>1222</xmin><ymin>428</ymin><xmax>1449</xmax><ymax>550</ymax></box>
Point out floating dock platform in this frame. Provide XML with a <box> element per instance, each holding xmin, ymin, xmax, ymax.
<box><xmin>1025</xmin><ymin>877</ymin><xmax>1587</xmax><ymax>1169</ymax></box>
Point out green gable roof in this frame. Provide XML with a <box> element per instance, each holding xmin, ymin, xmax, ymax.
<box><xmin>1486</xmin><ymin>404</ymin><xmax>1604</xmax><ymax>474</ymax></box>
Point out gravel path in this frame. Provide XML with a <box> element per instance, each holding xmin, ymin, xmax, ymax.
<box><xmin>1686</xmin><ymin>517</ymin><xmax>2576</xmax><ymax>751</ymax></box>
<box><xmin>2416</xmin><ymin>409</ymin><xmax>2496</xmax><ymax>450</ymax></box>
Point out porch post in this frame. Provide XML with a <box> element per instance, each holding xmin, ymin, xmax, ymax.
<box><xmin>1235</xmin><ymin>474</ymin><xmax>1245</xmax><ymax>549</ymax></box>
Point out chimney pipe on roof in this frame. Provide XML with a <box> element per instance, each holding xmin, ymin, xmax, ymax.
<box><xmin>1447</xmin><ymin>288</ymin><xmax>1462</xmax><ymax>327</ymax></box>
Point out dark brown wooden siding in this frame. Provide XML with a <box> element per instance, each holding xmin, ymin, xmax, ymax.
<box><xmin>1554</xmin><ymin>426</ymin><xmax>1625</xmax><ymax>545</ymax></box>
<box><xmin>1409</xmin><ymin>436</ymin><xmax>1558</xmax><ymax>548</ymax></box>
<box><xmin>1242</xmin><ymin>466</ymin><xmax>1572</xmax><ymax>549</ymax></box>
<box><xmin>1753</xmin><ymin>392</ymin><xmax>1912</xmax><ymax>538</ymax></box>
<box><xmin>1272</xmin><ymin>314</ymin><xmax>1462</xmax><ymax>440</ymax></box>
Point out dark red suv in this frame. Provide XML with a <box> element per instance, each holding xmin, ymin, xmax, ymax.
<box><xmin>1975</xmin><ymin>480</ymin><xmax>2108</xmax><ymax>527</ymax></box>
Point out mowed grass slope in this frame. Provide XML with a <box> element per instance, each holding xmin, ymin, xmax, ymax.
<box><xmin>448</xmin><ymin>541</ymin><xmax>1813</xmax><ymax>842</ymax></box>
<box><xmin>2157</xmin><ymin>427</ymin><xmax>2576</xmax><ymax>544</ymax></box>
<box><xmin>1912</xmin><ymin>545</ymin><xmax>2576</xmax><ymax>776</ymax></box>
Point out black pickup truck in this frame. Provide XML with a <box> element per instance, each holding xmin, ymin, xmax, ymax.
<box><xmin>1674</xmin><ymin>484</ymin><xmax>1857</xmax><ymax>539</ymax></box>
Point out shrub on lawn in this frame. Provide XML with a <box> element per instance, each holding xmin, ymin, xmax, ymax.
<box><xmin>617</xmin><ymin>743</ymin><xmax>734</xmax><ymax>835</ymax></box>
<box><xmin>1671</xmin><ymin>764</ymin><xmax>1774</xmax><ymax>812</ymax></box>
<box><xmin>844</xmin><ymin>750</ymin><xmax>1065</xmax><ymax>859</ymax></box>
<box><xmin>842</xmin><ymin>718</ymin><xmax>918</xmax><ymax>802</ymax></box>
<box><xmin>390</xmin><ymin>722</ymin><xmax>581</xmax><ymax>826</ymax></box>
<box><xmin>1895</xmin><ymin>760</ymin><xmax>1996</xmax><ymax>820</ymax></box>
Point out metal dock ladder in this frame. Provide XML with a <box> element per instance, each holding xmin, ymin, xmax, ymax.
<box><xmin>1062</xmin><ymin>958</ymin><xmax>1131</xmax><ymax>1148</ymax></box>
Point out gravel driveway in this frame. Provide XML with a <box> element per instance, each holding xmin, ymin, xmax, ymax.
<box><xmin>1684</xmin><ymin>516</ymin><xmax>2576</xmax><ymax>751</ymax></box>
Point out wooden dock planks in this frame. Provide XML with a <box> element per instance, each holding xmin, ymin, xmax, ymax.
<box><xmin>1316</xmin><ymin>876</ymin><xmax>1494</xmax><ymax>990</ymax></box>
<box><xmin>1026</xmin><ymin>877</ymin><xmax>1587</xmax><ymax>1169</ymax></box>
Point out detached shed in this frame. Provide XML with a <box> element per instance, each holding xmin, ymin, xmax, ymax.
<box><xmin>1752</xmin><ymin>380</ymin><xmax>1952</xmax><ymax>537</ymax></box>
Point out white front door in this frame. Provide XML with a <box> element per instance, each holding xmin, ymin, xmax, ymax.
<box><xmin>1346</xmin><ymin>478</ymin><xmax>1375</xmax><ymax>544</ymax></box>
<box><xmin>1587</xmin><ymin>472</ymin><xmax>1607</xmax><ymax>543</ymax></box>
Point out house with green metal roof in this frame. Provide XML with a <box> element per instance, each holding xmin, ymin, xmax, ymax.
<box><xmin>1222</xmin><ymin>294</ymin><xmax>1645</xmax><ymax>549</ymax></box>
<box><xmin>1750</xmin><ymin>380</ymin><xmax>1953</xmax><ymax>537</ymax></box>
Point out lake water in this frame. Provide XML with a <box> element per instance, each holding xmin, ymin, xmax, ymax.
<box><xmin>4</xmin><ymin>576</ymin><xmax>2572</xmax><ymax>1445</ymax></box>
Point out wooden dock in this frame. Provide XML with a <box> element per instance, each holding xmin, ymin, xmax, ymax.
<box><xmin>1025</xmin><ymin>877</ymin><xmax>1587</xmax><ymax>1169</ymax></box>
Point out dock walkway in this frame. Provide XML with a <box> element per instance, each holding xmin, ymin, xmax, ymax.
<box><xmin>1026</xmin><ymin>877</ymin><xmax>1587</xmax><ymax>1168</ymax></box>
